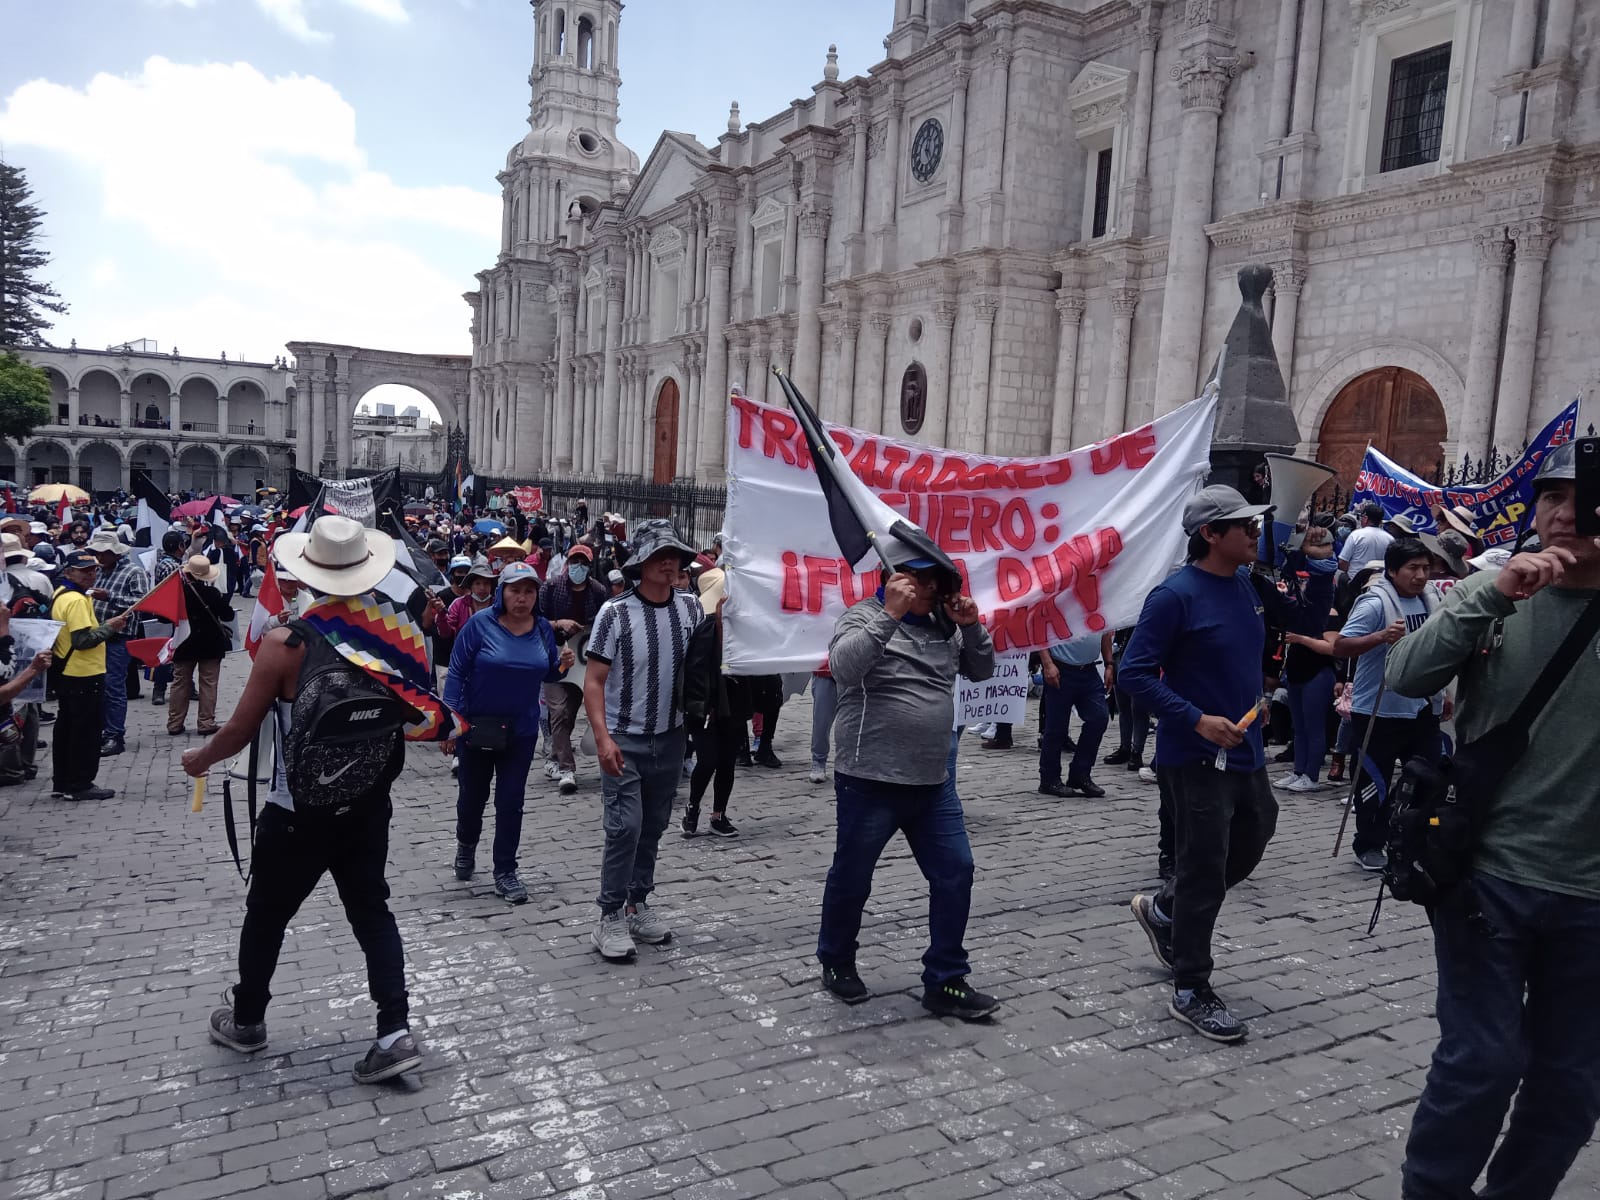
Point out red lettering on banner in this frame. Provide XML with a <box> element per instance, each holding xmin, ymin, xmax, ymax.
<box><xmin>902</xmin><ymin>453</ymin><xmax>936</xmax><ymax>492</ymax></box>
<box><xmin>997</xmin><ymin>557</ymin><xmax>1030</xmax><ymax>602</ymax></box>
<box><xmin>969</xmin><ymin>497</ymin><xmax>1004</xmax><ymax>552</ymax></box>
<box><xmin>781</xmin><ymin>551</ymin><xmax>803</xmax><ymax>612</ymax></box>
<box><xmin>802</xmin><ymin>555</ymin><xmax>841</xmax><ymax>614</ymax></box>
<box><xmin>1000</xmin><ymin>499</ymin><xmax>1036</xmax><ymax>551</ymax></box>
<box><xmin>734</xmin><ymin>396</ymin><xmax>760</xmax><ymax>449</ymax></box>
<box><xmin>939</xmin><ymin>494</ymin><xmax>973</xmax><ymax>552</ymax></box>
<box><xmin>1090</xmin><ymin>425</ymin><xmax>1157</xmax><ymax>475</ymax></box>
<box><xmin>759</xmin><ymin>409</ymin><xmax>801</xmax><ymax>466</ymax></box>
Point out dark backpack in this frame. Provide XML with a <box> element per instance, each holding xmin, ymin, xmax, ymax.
<box><xmin>280</xmin><ymin>620</ymin><xmax>417</xmax><ymax>816</ymax></box>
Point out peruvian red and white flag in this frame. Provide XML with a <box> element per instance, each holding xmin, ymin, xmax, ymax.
<box><xmin>244</xmin><ymin>557</ymin><xmax>285</xmax><ymax>658</ymax></box>
<box><xmin>126</xmin><ymin>571</ymin><xmax>190</xmax><ymax>668</ymax></box>
<box><xmin>57</xmin><ymin>496</ymin><xmax>72</xmax><ymax>526</ymax></box>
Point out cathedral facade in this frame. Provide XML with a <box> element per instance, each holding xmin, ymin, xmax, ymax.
<box><xmin>466</xmin><ymin>0</ymin><xmax>1600</xmax><ymax>488</ymax></box>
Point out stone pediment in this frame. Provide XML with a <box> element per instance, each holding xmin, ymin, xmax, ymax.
<box><xmin>1070</xmin><ymin>62</ymin><xmax>1132</xmax><ymax>101</ymax></box>
<box><xmin>750</xmin><ymin>196</ymin><xmax>786</xmax><ymax>229</ymax></box>
<box><xmin>621</xmin><ymin>131</ymin><xmax>712</xmax><ymax>221</ymax></box>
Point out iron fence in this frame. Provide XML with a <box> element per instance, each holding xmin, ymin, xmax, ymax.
<box><xmin>475</xmin><ymin>474</ymin><xmax>727</xmax><ymax>548</ymax></box>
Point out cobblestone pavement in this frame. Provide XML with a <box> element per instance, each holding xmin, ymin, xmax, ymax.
<box><xmin>2</xmin><ymin>644</ymin><xmax>1596</xmax><ymax>1200</ymax></box>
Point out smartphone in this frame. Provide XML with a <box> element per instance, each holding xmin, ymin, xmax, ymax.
<box><xmin>1578</xmin><ymin>437</ymin><xmax>1600</xmax><ymax>537</ymax></box>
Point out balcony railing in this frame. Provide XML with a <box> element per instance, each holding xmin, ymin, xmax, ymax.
<box><xmin>228</xmin><ymin>424</ymin><xmax>264</xmax><ymax>436</ymax></box>
<box><xmin>182</xmin><ymin>421</ymin><xmax>218</xmax><ymax>433</ymax></box>
<box><xmin>285</xmin><ymin>427</ymin><xmax>297</xmax><ymax>439</ymax></box>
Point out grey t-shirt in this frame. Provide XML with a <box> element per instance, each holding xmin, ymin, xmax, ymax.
<box><xmin>829</xmin><ymin>597</ymin><xmax>995</xmax><ymax>787</ymax></box>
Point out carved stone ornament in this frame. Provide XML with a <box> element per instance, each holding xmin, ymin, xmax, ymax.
<box><xmin>899</xmin><ymin>362</ymin><xmax>928</xmax><ymax>435</ymax></box>
<box><xmin>1511</xmin><ymin>218</ymin><xmax>1557</xmax><ymax>261</ymax></box>
<box><xmin>867</xmin><ymin>120</ymin><xmax>889</xmax><ymax>160</ymax></box>
<box><xmin>1186</xmin><ymin>0</ymin><xmax>1216</xmax><ymax>27</ymax></box>
<box><xmin>1172</xmin><ymin>54</ymin><xmax>1237</xmax><ymax>112</ymax></box>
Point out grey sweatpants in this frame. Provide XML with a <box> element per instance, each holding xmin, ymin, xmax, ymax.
<box><xmin>596</xmin><ymin>728</ymin><xmax>686</xmax><ymax>914</ymax></box>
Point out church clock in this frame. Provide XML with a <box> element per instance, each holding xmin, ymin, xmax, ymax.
<box><xmin>910</xmin><ymin>118</ymin><xmax>944</xmax><ymax>183</ymax></box>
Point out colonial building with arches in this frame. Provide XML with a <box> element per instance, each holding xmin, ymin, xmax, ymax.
<box><xmin>7</xmin><ymin>343</ymin><xmax>294</xmax><ymax>496</ymax></box>
<box><xmin>469</xmin><ymin>0</ymin><xmax>1599</xmax><ymax>488</ymax></box>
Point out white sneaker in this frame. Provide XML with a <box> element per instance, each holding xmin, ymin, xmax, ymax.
<box><xmin>808</xmin><ymin>767</ymin><xmax>826</xmax><ymax>784</ymax></box>
<box><xmin>626</xmin><ymin>901</ymin><xmax>672</xmax><ymax>945</ymax></box>
<box><xmin>559</xmin><ymin>770</ymin><xmax>577</xmax><ymax>795</ymax></box>
<box><xmin>1286</xmin><ymin>775</ymin><xmax>1325</xmax><ymax>793</ymax></box>
<box><xmin>450</xmin><ymin>758</ymin><xmax>458</xmax><ymax>777</ymax></box>
<box><xmin>1276</xmin><ymin>773</ymin><xmax>1307</xmax><ymax>790</ymax></box>
<box><xmin>592</xmin><ymin>910</ymin><xmax>636</xmax><ymax>960</ymax></box>
<box><xmin>543</xmin><ymin>760</ymin><xmax>561</xmax><ymax>782</ymax></box>
<box><xmin>1138</xmin><ymin>766</ymin><xmax>1157</xmax><ymax>784</ymax></box>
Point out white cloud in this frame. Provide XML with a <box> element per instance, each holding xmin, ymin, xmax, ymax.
<box><xmin>0</xmin><ymin>56</ymin><xmax>496</xmax><ymax>357</ymax></box>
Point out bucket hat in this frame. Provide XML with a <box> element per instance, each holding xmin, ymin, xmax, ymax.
<box><xmin>625</xmin><ymin>519</ymin><xmax>695</xmax><ymax>573</ymax></box>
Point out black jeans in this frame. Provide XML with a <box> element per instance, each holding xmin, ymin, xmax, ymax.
<box><xmin>1113</xmin><ymin>685</ymin><xmax>1150</xmax><ymax>759</ymax></box>
<box><xmin>688</xmin><ymin>715</ymin><xmax>739</xmax><ymax>815</ymax></box>
<box><xmin>1154</xmin><ymin>764</ymin><xmax>1278</xmax><ymax>990</ymax></box>
<box><xmin>1348</xmin><ymin>710</ymin><xmax>1441</xmax><ymax>855</ymax></box>
<box><xmin>1403</xmin><ymin>873</ymin><xmax>1600</xmax><ymax>1199</ymax></box>
<box><xmin>52</xmin><ymin>674</ymin><xmax>104</xmax><ymax>794</ymax></box>
<box><xmin>455</xmin><ymin>737</ymin><xmax>537</xmax><ymax>875</ymax></box>
<box><xmin>233</xmin><ymin>801</ymin><xmax>409</xmax><ymax>1036</ymax></box>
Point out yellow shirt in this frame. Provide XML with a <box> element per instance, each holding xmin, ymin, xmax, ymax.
<box><xmin>50</xmin><ymin>587</ymin><xmax>106</xmax><ymax>678</ymax></box>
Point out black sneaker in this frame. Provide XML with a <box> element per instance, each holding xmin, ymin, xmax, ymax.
<box><xmin>65</xmin><ymin>786</ymin><xmax>114</xmax><ymax>802</ymax></box>
<box><xmin>1038</xmin><ymin>781</ymin><xmax>1072</xmax><ymax>798</ymax></box>
<box><xmin>754</xmin><ymin>750</ymin><xmax>783</xmax><ymax>769</ymax></box>
<box><xmin>1128</xmin><ymin>756</ymin><xmax>1144</xmax><ymax>773</ymax></box>
<box><xmin>452</xmin><ymin>842</ymin><xmax>475</xmax><ymax>881</ymax></box>
<box><xmin>1103</xmin><ymin>747</ymin><xmax>1132</xmax><ymax>766</ymax></box>
<box><xmin>37</xmin><ymin>710</ymin><xmax>54</xmax><ymax>724</ymax></box>
<box><xmin>352</xmin><ymin>1032</ymin><xmax>423</xmax><ymax>1083</ymax></box>
<box><xmin>494</xmin><ymin>871</ymin><xmax>528</xmax><ymax>905</ymax></box>
<box><xmin>1355</xmin><ymin>848</ymin><xmax>1388</xmax><ymax>872</ymax></box>
<box><xmin>821</xmin><ymin>964</ymin><xmax>871</xmax><ymax>1005</ymax></box>
<box><xmin>922</xmin><ymin>979</ymin><xmax>1001</xmax><ymax>1021</ymax></box>
<box><xmin>709</xmin><ymin>814</ymin><xmax>739</xmax><ymax>838</ymax></box>
<box><xmin>152</xmin><ymin>688</ymin><xmax>167</xmax><ymax>705</ymax></box>
<box><xmin>1130</xmin><ymin>894</ymin><xmax>1174</xmax><ymax>970</ymax></box>
<box><xmin>681</xmin><ymin>806</ymin><xmax>700</xmax><ymax>838</ymax></box>
<box><xmin>735</xmin><ymin>750</ymin><xmax>754</xmax><ymax>768</ymax></box>
<box><xmin>208</xmin><ymin>1005</ymin><xmax>267</xmax><ymax>1054</ymax></box>
<box><xmin>1066</xmin><ymin>777</ymin><xmax>1106</xmax><ymax>798</ymax></box>
<box><xmin>1169</xmin><ymin>986</ymin><xmax>1247</xmax><ymax>1043</ymax></box>
<box><xmin>99</xmin><ymin>738</ymin><xmax>125</xmax><ymax>756</ymax></box>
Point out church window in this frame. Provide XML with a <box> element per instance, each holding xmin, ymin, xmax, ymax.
<box><xmin>1090</xmin><ymin>148</ymin><xmax>1113</xmax><ymax>239</ymax></box>
<box><xmin>653</xmin><ymin>265</ymin><xmax>680</xmax><ymax>340</ymax></box>
<box><xmin>1380</xmin><ymin>44</ymin><xmax>1450</xmax><ymax>172</ymax></box>
<box><xmin>608</xmin><ymin>21</ymin><xmax>616</xmax><ymax>69</ymax></box>
<box><xmin>577</xmin><ymin>16</ymin><xmax>594</xmax><ymax>70</ymax></box>
<box><xmin>553</xmin><ymin>9</ymin><xmax>565</xmax><ymax>57</ymax></box>
<box><xmin>759</xmin><ymin>239</ymin><xmax>783</xmax><ymax>314</ymax></box>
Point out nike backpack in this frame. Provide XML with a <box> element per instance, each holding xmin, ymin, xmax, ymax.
<box><xmin>281</xmin><ymin>620</ymin><xmax>418</xmax><ymax>816</ymax></box>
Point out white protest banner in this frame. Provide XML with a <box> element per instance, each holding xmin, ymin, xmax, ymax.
<box><xmin>955</xmin><ymin>652</ymin><xmax>1030</xmax><ymax>728</ymax></box>
<box><xmin>11</xmin><ymin>618</ymin><xmax>62</xmax><ymax>704</ymax></box>
<box><xmin>722</xmin><ymin>393</ymin><xmax>1216</xmax><ymax>673</ymax></box>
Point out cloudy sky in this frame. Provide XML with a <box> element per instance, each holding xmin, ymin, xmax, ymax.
<box><xmin>0</xmin><ymin>0</ymin><xmax>885</xmax><ymax>396</ymax></box>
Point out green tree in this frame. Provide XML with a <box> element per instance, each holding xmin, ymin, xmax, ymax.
<box><xmin>0</xmin><ymin>351</ymin><xmax>51</xmax><ymax>442</ymax></box>
<box><xmin>0</xmin><ymin>159</ymin><xmax>69</xmax><ymax>346</ymax></box>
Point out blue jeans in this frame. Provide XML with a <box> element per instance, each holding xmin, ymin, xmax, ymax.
<box><xmin>944</xmin><ymin>727</ymin><xmax>961</xmax><ymax>808</ymax></box>
<box><xmin>1287</xmin><ymin>669</ymin><xmax>1334</xmax><ymax>781</ymax></box>
<box><xmin>817</xmin><ymin>771</ymin><xmax>975</xmax><ymax>988</ymax></box>
<box><xmin>1038</xmin><ymin>665</ymin><xmax>1108</xmax><ymax>786</ymax></box>
<box><xmin>810</xmin><ymin>675</ymin><xmax>838</xmax><ymax>770</ymax></box>
<box><xmin>455</xmin><ymin>735</ymin><xmax>538</xmax><ymax>875</ymax></box>
<box><xmin>1403</xmin><ymin>873</ymin><xmax>1600</xmax><ymax>1199</ymax></box>
<box><xmin>597</xmin><ymin>728</ymin><xmax>685</xmax><ymax>913</ymax></box>
<box><xmin>101</xmin><ymin>639</ymin><xmax>129</xmax><ymax>739</ymax></box>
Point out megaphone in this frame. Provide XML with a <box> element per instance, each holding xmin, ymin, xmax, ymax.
<box><xmin>1264</xmin><ymin>453</ymin><xmax>1337</xmax><ymax>550</ymax></box>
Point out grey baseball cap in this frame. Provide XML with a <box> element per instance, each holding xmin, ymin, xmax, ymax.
<box><xmin>1182</xmin><ymin>484</ymin><xmax>1271</xmax><ymax>536</ymax></box>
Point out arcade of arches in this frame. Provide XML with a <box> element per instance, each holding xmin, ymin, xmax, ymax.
<box><xmin>1315</xmin><ymin>368</ymin><xmax>1448</xmax><ymax>489</ymax></box>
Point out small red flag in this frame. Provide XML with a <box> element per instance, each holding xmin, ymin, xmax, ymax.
<box><xmin>132</xmin><ymin>570</ymin><xmax>187</xmax><ymax>625</ymax></box>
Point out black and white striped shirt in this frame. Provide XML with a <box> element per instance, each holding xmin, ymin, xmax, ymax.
<box><xmin>587</xmin><ymin>588</ymin><xmax>703</xmax><ymax>735</ymax></box>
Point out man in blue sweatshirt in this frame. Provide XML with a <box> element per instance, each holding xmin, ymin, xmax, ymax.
<box><xmin>1120</xmin><ymin>484</ymin><xmax>1333</xmax><ymax>1042</ymax></box>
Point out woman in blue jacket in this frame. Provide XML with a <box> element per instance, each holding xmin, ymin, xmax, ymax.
<box><xmin>444</xmin><ymin>561</ymin><xmax>573</xmax><ymax>903</ymax></box>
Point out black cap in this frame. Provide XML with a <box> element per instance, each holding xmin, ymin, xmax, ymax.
<box><xmin>62</xmin><ymin>549</ymin><xmax>98</xmax><ymax>572</ymax></box>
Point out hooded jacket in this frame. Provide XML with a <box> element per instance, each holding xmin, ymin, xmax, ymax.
<box><xmin>443</xmin><ymin>572</ymin><xmax>565</xmax><ymax>738</ymax></box>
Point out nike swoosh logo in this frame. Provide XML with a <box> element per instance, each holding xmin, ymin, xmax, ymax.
<box><xmin>316</xmin><ymin>761</ymin><xmax>358</xmax><ymax>786</ymax></box>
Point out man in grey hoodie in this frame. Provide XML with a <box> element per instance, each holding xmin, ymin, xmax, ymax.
<box><xmin>815</xmin><ymin>557</ymin><xmax>999</xmax><ymax>1020</ymax></box>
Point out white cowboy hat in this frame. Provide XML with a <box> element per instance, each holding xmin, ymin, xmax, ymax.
<box><xmin>181</xmin><ymin>554</ymin><xmax>222</xmax><ymax>583</ymax></box>
<box><xmin>272</xmin><ymin>515</ymin><xmax>396</xmax><ymax>597</ymax></box>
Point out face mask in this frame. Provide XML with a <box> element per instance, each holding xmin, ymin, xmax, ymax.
<box><xmin>568</xmin><ymin>564</ymin><xmax>589</xmax><ymax>586</ymax></box>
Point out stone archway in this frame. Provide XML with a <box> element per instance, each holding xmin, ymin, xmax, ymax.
<box><xmin>285</xmin><ymin>340</ymin><xmax>470</xmax><ymax>478</ymax></box>
<box><xmin>1317</xmin><ymin>367</ymin><xmax>1447</xmax><ymax>486</ymax></box>
<box><xmin>652</xmin><ymin>378</ymin><xmax>680</xmax><ymax>485</ymax></box>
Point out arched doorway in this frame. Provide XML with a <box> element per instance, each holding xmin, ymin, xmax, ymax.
<box><xmin>652</xmin><ymin>379</ymin><xmax>679</xmax><ymax>485</ymax></box>
<box><xmin>1317</xmin><ymin>367</ymin><xmax>1446</xmax><ymax>486</ymax></box>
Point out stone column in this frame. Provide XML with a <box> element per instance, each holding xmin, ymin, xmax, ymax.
<box><xmin>1493</xmin><ymin>220</ymin><xmax>1557</xmax><ymax>451</ymax></box>
<box><xmin>1459</xmin><ymin>232</ymin><xmax>1514</xmax><ymax>463</ymax></box>
<box><xmin>1290</xmin><ymin>0</ymin><xmax>1324</xmax><ymax>134</ymax></box>
<box><xmin>699</xmin><ymin>235</ymin><xmax>735</xmax><ymax>478</ymax></box>
<box><xmin>600</xmin><ymin>276</ymin><xmax>624</xmax><ymax>473</ymax></box>
<box><xmin>683</xmin><ymin>215</ymin><xmax>701</xmax><ymax>330</ymax></box>
<box><xmin>292</xmin><ymin>376</ymin><xmax>310</xmax><ymax>466</ymax></box>
<box><xmin>780</xmin><ymin>186</ymin><xmax>799</xmax><ymax>310</ymax></box>
<box><xmin>1105</xmin><ymin>288</ymin><xmax>1139</xmax><ymax>439</ymax></box>
<box><xmin>693</xmin><ymin>210</ymin><xmax>708</xmax><ymax>310</ymax></box>
<box><xmin>1050</xmin><ymin>295</ymin><xmax>1085</xmax><ymax>452</ymax></box>
<box><xmin>217</xmin><ymin>394</ymin><xmax>230</xmax><ymax>438</ymax></box>
<box><xmin>926</xmin><ymin>297</ymin><xmax>959</xmax><ymax>448</ymax></box>
<box><xmin>749</xmin><ymin>327</ymin><xmax>770</xmax><ymax>406</ymax></box>
<box><xmin>586</xmin><ymin>363</ymin><xmax>603</xmax><ymax>473</ymax></box>
<box><xmin>118</xmin><ymin>389</ymin><xmax>132</xmax><ymax>431</ymax></box>
<box><xmin>975</xmin><ymin>42</ymin><xmax>1012</xmax><ymax>244</ymax></box>
<box><xmin>1269</xmin><ymin>262</ymin><xmax>1305</xmax><ymax>394</ymax></box>
<box><xmin>874</xmin><ymin>92</ymin><xmax>904</xmax><ymax>271</ymax></box>
<box><xmin>1120</xmin><ymin>15</ymin><xmax>1159</xmax><ymax>236</ymax></box>
<box><xmin>794</xmin><ymin>207</ymin><xmax>830</xmax><ymax>399</ymax></box>
<box><xmin>675</xmin><ymin>355</ymin><xmax>693</xmax><ymax>477</ymax></box>
<box><xmin>1153</xmin><ymin>54</ymin><xmax>1235</xmax><ymax>414</ymax></box>
<box><xmin>1545</xmin><ymin>0</ymin><xmax>1576</xmax><ymax>60</ymax></box>
<box><xmin>960</xmin><ymin>296</ymin><xmax>997</xmax><ymax>453</ymax></box>
<box><xmin>65</xmin><ymin>385</ymin><xmax>79</xmax><ymax>429</ymax></box>
<box><xmin>334</xmin><ymin>377</ymin><xmax>350</xmax><ymax>477</ymax></box>
<box><xmin>685</xmin><ymin>348</ymin><xmax>703</xmax><ymax>477</ymax></box>
<box><xmin>554</xmin><ymin>284</ymin><xmax>576</xmax><ymax>470</ymax></box>
<box><xmin>736</xmin><ymin>176</ymin><xmax>757</xmax><ymax>320</ymax></box>
<box><xmin>1269</xmin><ymin>0</ymin><xmax>1299</xmax><ymax>141</ymax></box>
<box><xmin>938</xmin><ymin>65</ymin><xmax>971</xmax><ymax>254</ymax></box>
<box><xmin>836</xmin><ymin>315</ymin><xmax>861</xmax><ymax>429</ymax></box>
<box><xmin>848</xmin><ymin>107</ymin><xmax>870</xmax><ymax>273</ymax></box>
<box><xmin>307</xmin><ymin>376</ymin><xmax>323</xmax><ymax>470</ymax></box>
<box><xmin>866</xmin><ymin>312</ymin><xmax>893</xmax><ymax>432</ymax></box>
<box><xmin>1507</xmin><ymin>0</ymin><xmax>1539</xmax><ymax>71</ymax></box>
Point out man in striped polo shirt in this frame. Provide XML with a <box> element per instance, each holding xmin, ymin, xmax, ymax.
<box><xmin>584</xmin><ymin>519</ymin><xmax>704</xmax><ymax>961</ymax></box>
